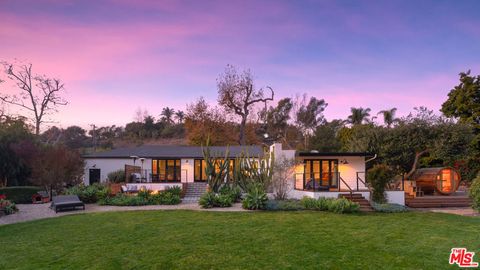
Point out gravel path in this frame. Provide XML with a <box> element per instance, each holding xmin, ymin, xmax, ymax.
<box><xmin>416</xmin><ymin>207</ymin><xmax>479</xmax><ymax>217</ymax></box>
<box><xmin>0</xmin><ymin>202</ymin><xmax>246</xmax><ymax>226</ymax></box>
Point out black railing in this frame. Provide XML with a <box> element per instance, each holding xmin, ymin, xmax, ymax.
<box><xmin>339</xmin><ymin>175</ymin><xmax>353</xmax><ymax>199</ymax></box>
<box><xmin>356</xmin><ymin>172</ymin><xmax>368</xmax><ymax>191</ymax></box>
<box><xmin>294</xmin><ymin>172</ymin><xmax>339</xmax><ymax>191</ymax></box>
<box><xmin>356</xmin><ymin>171</ymin><xmax>405</xmax><ymax>191</ymax></box>
<box><xmin>130</xmin><ymin>169</ymin><xmax>188</xmax><ymax>183</ymax></box>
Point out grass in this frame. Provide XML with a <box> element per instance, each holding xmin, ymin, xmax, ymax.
<box><xmin>1</xmin><ymin>211</ymin><xmax>479</xmax><ymax>269</ymax></box>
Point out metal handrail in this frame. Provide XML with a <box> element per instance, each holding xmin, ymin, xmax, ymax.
<box><xmin>293</xmin><ymin>172</ymin><xmax>339</xmax><ymax>191</ymax></box>
<box><xmin>356</xmin><ymin>171</ymin><xmax>372</xmax><ymax>201</ymax></box>
<box><xmin>339</xmin><ymin>175</ymin><xmax>353</xmax><ymax>199</ymax></box>
<box><xmin>356</xmin><ymin>172</ymin><xmax>369</xmax><ymax>191</ymax></box>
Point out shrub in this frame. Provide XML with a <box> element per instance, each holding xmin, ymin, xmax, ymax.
<box><xmin>0</xmin><ymin>199</ymin><xmax>18</xmax><ymax>215</ymax></box>
<box><xmin>316</xmin><ymin>197</ymin><xmax>333</xmax><ymax>211</ymax></box>
<box><xmin>99</xmin><ymin>194</ymin><xmax>148</xmax><ymax>206</ymax></box>
<box><xmin>217</xmin><ymin>194</ymin><xmax>233</xmax><ymax>207</ymax></box>
<box><xmin>198</xmin><ymin>191</ymin><xmax>233</xmax><ymax>208</ymax></box>
<box><xmin>300</xmin><ymin>197</ymin><xmax>333</xmax><ymax>211</ymax></box>
<box><xmin>371</xmin><ymin>202</ymin><xmax>408</xmax><ymax>213</ymax></box>
<box><xmin>272</xmin><ymin>157</ymin><xmax>298</xmax><ymax>200</ymax></box>
<box><xmin>65</xmin><ymin>183</ymin><xmax>109</xmax><ymax>203</ymax></box>
<box><xmin>0</xmin><ymin>186</ymin><xmax>43</xmax><ymax>204</ymax></box>
<box><xmin>149</xmin><ymin>192</ymin><xmax>181</xmax><ymax>205</ymax></box>
<box><xmin>242</xmin><ymin>184</ymin><xmax>268</xmax><ymax>210</ymax></box>
<box><xmin>367</xmin><ymin>164</ymin><xmax>395</xmax><ymax>203</ymax></box>
<box><xmin>327</xmin><ymin>198</ymin><xmax>360</xmax><ymax>214</ymax></box>
<box><xmin>469</xmin><ymin>174</ymin><xmax>480</xmax><ymax>210</ymax></box>
<box><xmin>165</xmin><ymin>186</ymin><xmax>182</xmax><ymax>197</ymax></box>
<box><xmin>300</xmin><ymin>197</ymin><xmax>359</xmax><ymax>213</ymax></box>
<box><xmin>219</xmin><ymin>185</ymin><xmax>242</xmax><ymax>202</ymax></box>
<box><xmin>107</xmin><ymin>170</ymin><xmax>126</xmax><ymax>183</ymax></box>
<box><xmin>137</xmin><ymin>189</ymin><xmax>151</xmax><ymax>199</ymax></box>
<box><xmin>300</xmin><ymin>197</ymin><xmax>318</xmax><ymax>209</ymax></box>
<box><xmin>199</xmin><ymin>191</ymin><xmax>219</xmax><ymax>208</ymax></box>
<box><xmin>265</xmin><ymin>200</ymin><xmax>303</xmax><ymax>211</ymax></box>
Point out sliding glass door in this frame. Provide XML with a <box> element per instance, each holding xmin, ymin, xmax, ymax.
<box><xmin>304</xmin><ymin>159</ymin><xmax>338</xmax><ymax>190</ymax></box>
<box><xmin>151</xmin><ymin>159</ymin><xmax>181</xmax><ymax>182</ymax></box>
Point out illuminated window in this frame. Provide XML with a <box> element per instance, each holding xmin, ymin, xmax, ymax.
<box><xmin>151</xmin><ymin>159</ymin><xmax>181</xmax><ymax>182</ymax></box>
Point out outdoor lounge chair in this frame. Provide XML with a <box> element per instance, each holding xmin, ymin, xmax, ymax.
<box><xmin>50</xmin><ymin>195</ymin><xmax>85</xmax><ymax>213</ymax></box>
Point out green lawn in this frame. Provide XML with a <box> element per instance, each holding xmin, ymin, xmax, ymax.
<box><xmin>1</xmin><ymin>211</ymin><xmax>479</xmax><ymax>269</ymax></box>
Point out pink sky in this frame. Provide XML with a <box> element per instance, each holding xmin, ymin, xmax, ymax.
<box><xmin>0</xmin><ymin>0</ymin><xmax>479</xmax><ymax>130</ymax></box>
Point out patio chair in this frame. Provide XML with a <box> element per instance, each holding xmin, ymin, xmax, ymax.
<box><xmin>50</xmin><ymin>195</ymin><xmax>85</xmax><ymax>213</ymax></box>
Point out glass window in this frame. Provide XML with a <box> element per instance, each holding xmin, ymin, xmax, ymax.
<box><xmin>151</xmin><ymin>159</ymin><xmax>181</xmax><ymax>182</ymax></box>
<box><xmin>194</xmin><ymin>160</ymin><xmax>202</xmax><ymax>181</ymax></box>
<box><xmin>202</xmin><ymin>160</ymin><xmax>207</xmax><ymax>180</ymax></box>
<box><xmin>152</xmin><ymin>160</ymin><xmax>158</xmax><ymax>175</ymax></box>
<box><xmin>159</xmin><ymin>160</ymin><xmax>166</xmax><ymax>180</ymax></box>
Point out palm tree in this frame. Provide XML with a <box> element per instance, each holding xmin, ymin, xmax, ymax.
<box><xmin>160</xmin><ymin>107</ymin><xmax>175</xmax><ymax>124</ymax></box>
<box><xmin>377</xmin><ymin>108</ymin><xmax>398</xmax><ymax>128</ymax></box>
<box><xmin>174</xmin><ymin>110</ymin><xmax>185</xmax><ymax>124</ymax></box>
<box><xmin>346</xmin><ymin>107</ymin><xmax>371</xmax><ymax>125</ymax></box>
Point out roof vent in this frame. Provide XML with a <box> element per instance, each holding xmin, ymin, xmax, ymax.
<box><xmin>310</xmin><ymin>150</ymin><xmax>319</xmax><ymax>153</ymax></box>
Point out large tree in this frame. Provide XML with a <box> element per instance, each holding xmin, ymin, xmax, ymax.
<box><xmin>160</xmin><ymin>107</ymin><xmax>175</xmax><ymax>125</ymax></box>
<box><xmin>377</xmin><ymin>108</ymin><xmax>398</xmax><ymax>128</ymax></box>
<box><xmin>185</xmin><ymin>97</ymin><xmax>237</xmax><ymax>145</ymax></box>
<box><xmin>310</xmin><ymin>120</ymin><xmax>344</xmax><ymax>152</ymax></box>
<box><xmin>262</xmin><ymin>98</ymin><xmax>293</xmax><ymax>142</ymax></box>
<box><xmin>346</xmin><ymin>107</ymin><xmax>371</xmax><ymax>125</ymax></box>
<box><xmin>30</xmin><ymin>144</ymin><xmax>84</xmax><ymax>197</ymax></box>
<box><xmin>295</xmin><ymin>96</ymin><xmax>327</xmax><ymax>148</ymax></box>
<box><xmin>441</xmin><ymin>70</ymin><xmax>480</xmax><ymax>151</ymax></box>
<box><xmin>0</xmin><ymin>62</ymin><xmax>67</xmax><ymax>135</ymax></box>
<box><xmin>0</xmin><ymin>116</ymin><xmax>34</xmax><ymax>186</ymax></box>
<box><xmin>174</xmin><ymin>110</ymin><xmax>185</xmax><ymax>124</ymax></box>
<box><xmin>217</xmin><ymin>65</ymin><xmax>274</xmax><ymax>145</ymax></box>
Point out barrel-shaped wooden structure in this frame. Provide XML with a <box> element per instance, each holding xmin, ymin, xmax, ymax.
<box><xmin>412</xmin><ymin>167</ymin><xmax>461</xmax><ymax>195</ymax></box>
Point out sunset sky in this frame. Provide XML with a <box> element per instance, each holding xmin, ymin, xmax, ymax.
<box><xmin>1</xmin><ymin>0</ymin><xmax>479</xmax><ymax>129</ymax></box>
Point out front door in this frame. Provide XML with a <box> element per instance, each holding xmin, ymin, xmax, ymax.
<box><xmin>89</xmin><ymin>169</ymin><xmax>101</xmax><ymax>185</ymax></box>
<box><xmin>304</xmin><ymin>159</ymin><xmax>338</xmax><ymax>190</ymax></box>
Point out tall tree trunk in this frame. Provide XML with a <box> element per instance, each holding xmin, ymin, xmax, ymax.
<box><xmin>239</xmin><ymin>116</ymin><xmax>247</xmax><ymax>145</ymax></box>
<box><xmin>405</xmin><ymin>150</ymin><xmax>429</xmax><ymax>179</ymax></box>
<box><xmin>35</xmin><ymin>121</ymin><xmax>40</xmax><ymax>136</ymax></box>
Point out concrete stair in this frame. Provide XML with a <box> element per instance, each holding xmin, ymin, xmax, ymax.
<box><xmin>406</xmin><ymin>195</ymin><xmax>472</xmax><ymax>208</ymax></box>
<box><xmin>183</xmin><ymin>182</ymin><xmax>208</xmax><ymax>203</ymax></box>
<box><xmin>339</xmin><ymin>193</ymin><xmax>374</xmax><ymax>212</ymax></box>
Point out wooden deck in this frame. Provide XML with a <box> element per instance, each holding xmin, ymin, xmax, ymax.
<box><xmin>405</xmin><ymin>193</ymin><xmax>472</xmax><ymax>208</ymax></box>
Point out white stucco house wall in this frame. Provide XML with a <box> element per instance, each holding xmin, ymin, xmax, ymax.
<box><xmin>82</xmin><ymin>145</ymin><xmax>264</xmax><ymax>191</ymax></box>
<box><xmin>83</xmin><ymin>143</ymin><xmax>405</xmax><ymax>205</ymax></box>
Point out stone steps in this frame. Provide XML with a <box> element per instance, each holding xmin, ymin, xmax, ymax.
<box><xmin>184</xmin><ymin>182</ymin><xmax>208</xmax><ymax>200</ymax></box>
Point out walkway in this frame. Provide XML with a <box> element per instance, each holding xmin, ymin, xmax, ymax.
<box><xmin>0</xmin><ymin>202</ymin><xmax>246</xmax><ymax>225</ymax></box>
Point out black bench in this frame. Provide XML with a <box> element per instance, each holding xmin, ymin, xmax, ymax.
<box><xmin>50</xmin><ymin>195</ymin><xmax>85</xmax><ymax>213</ymax></box>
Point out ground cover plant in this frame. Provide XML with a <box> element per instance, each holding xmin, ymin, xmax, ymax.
<box><xmin>301</xmin><ymin>197</ymin><xmax>360</xmax><ymax>213</ymax></box>
<box><xmin>0</xmin><ymin>211</ymin><xmax>479</xmax><ymax>269</ymax></box>
<box><xmin>371</xmin><ymin>202</ymin><xmax>408</xmax><ymax>213</ymax></box>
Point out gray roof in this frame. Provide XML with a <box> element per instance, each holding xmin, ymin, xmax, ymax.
<box><xmin>83</xmin><ymin>145</ymin><xmax>264</xmax><ymax>159</ymax></box>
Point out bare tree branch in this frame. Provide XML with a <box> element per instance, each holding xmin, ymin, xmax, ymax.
<box><xmin>1</xmin><ymin>61</ymin><xmax>67</xmax><ymax>135</ymax></box>
<box><xmin>217</xmin><ymin>65</ymin><xmax>275</xmax><ymax>145</ymax></box>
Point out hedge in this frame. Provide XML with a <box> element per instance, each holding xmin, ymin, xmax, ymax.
<box><xmin>0</xmin><ymin>186</ymin><xmax>44</xmax><ymax>204</ymax></box>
